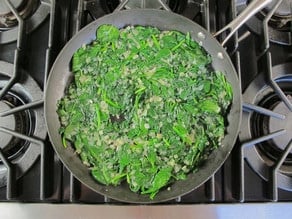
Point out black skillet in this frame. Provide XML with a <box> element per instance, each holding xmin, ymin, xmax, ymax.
<box><xmin>45</xmin><ymin>0</ymin><xmax>272</xmax><ymax>203</ymax></box>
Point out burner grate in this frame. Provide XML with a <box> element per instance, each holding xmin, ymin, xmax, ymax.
<box><xmin>1</xmin><ymin>0</ymin><xmax>291</xmax><ymax>204</ymax></box>
<box><xmin>0</xmin><ymin>0</ymin><xmax>58</xmax><ymax>201</ymax></box>
<box><xmin>239</xmin><ymin>62</ymin><xmax>292</xmax><ymax>201</ymax></box>
<box><xmin>238</xmin><ymin>0</ymin><xmax>292</xmax><ymax>202</ymax></box>
<box><xmin>0</xmin><ymin>0</ymin><xmax>50</xmax><ymax>44</ymax></box>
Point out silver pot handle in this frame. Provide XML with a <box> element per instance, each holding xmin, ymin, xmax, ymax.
<box><xmin>214</xmin><ymin>0</ymin><xmax>273</xmax><ymax>46</ymax></box>
<box><xmin>115</xmin><ymin>0</ymin><xmax>171</xmax><ymax>11</ymax></box>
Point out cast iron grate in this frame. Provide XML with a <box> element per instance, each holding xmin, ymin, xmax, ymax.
<box><xmin>0</xmin><ymin>0</ymin><xmax>56</xmax><ymax>201</ymax></box>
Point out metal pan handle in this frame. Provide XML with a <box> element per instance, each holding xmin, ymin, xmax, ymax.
<box><xmin>214</xmin><ymin>0</ymin><xmax>273</xmax><ymax>46</ymax></box>
<box><xmin>115</xmin><ymin>0</ymin><xmax>171</xmax><ymax>11</ymax></box>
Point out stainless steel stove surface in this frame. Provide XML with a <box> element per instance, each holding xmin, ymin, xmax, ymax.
<box><xmin>0</xmin><ymin>0</ymin><xmax>291</xmax><ymax>210</ymax></box>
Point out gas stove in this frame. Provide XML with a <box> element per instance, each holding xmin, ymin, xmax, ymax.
<box><xmin>0</xmin><ymin>0</ymin><xmax>291</xmax><ymax>206</ymax></box>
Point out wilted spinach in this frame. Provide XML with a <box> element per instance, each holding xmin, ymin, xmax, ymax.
<box><xmin>57</xmin><ymin>24</ymin><xmax>233</xmax><ymax>199</ymax></box>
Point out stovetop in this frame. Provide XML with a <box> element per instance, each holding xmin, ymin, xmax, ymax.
<box><xmin>0</xmin><ymin>0</ymin><xmax>291</xmax><ymax>204</ymax></box>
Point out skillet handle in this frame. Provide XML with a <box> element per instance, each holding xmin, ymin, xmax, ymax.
<box><xmin>115</xmin><ymin>0</ymin><xmax>171</xmax><ymax>11</ymax></box>
<box><xmin>214</xmin><ymin>0</ymin><xmax>273</xmax><ymax>46</ymax></box>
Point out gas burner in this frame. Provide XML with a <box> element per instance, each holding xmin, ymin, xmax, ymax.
<box><xmin>0</xmin><ymin>101</ymin><xmax>16</xmax><ymax>149</ymax></box>
<box><xmin>242</xmin><ymin>0</ymin><xmax>292</xmax><ymax>45</ymax></box>
<box><xmin>0</xmin><ymin>0</ymin><xmax>38</xmax><ymax>30</ymax></box>
<box><xmin>0</xmin><ymin>0</ymin><xmax>50</xmax><ymax>44</ymax></box>
<box><xmin>251</xmin><ymin>92</ymin><xmax>292</xmax><ymax>166</ymax></box>
<box><xmin>100</xmin><ymin>0</ymin><xmax>188</xmax><ymax>14</ymax></box>
<box><xmin>252</xmin><ymin>92</ymin><xmax>292</xmax><ymax>165</ymax></box>
<box><xmin>0</xmin><ymin>93</ymin><xmax>31</xmax><ymax>160</ymax></box>
<box><xmin>0</xmin><ymin>61</ymin><xmax>46</xmax><ymax>187</ymax></box>
<box><xmin>268</xmin><ymin>96</ymin><xmax>292</xmax><ymax>152</ymax></box>
<box><xmin>239</xmin><ymin>63</ymin><xmax>292</xmax><ymax>190</ymax></box>
<box><xmin>263</xmin><ymin>0</ymin><xmax>292</xmax><ymax>28</ymax></box>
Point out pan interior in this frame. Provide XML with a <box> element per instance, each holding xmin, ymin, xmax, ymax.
<box><xmin>45</xmin><ymin>9</ymin><xmax>241</xmax><ymax>203</ymax></box>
